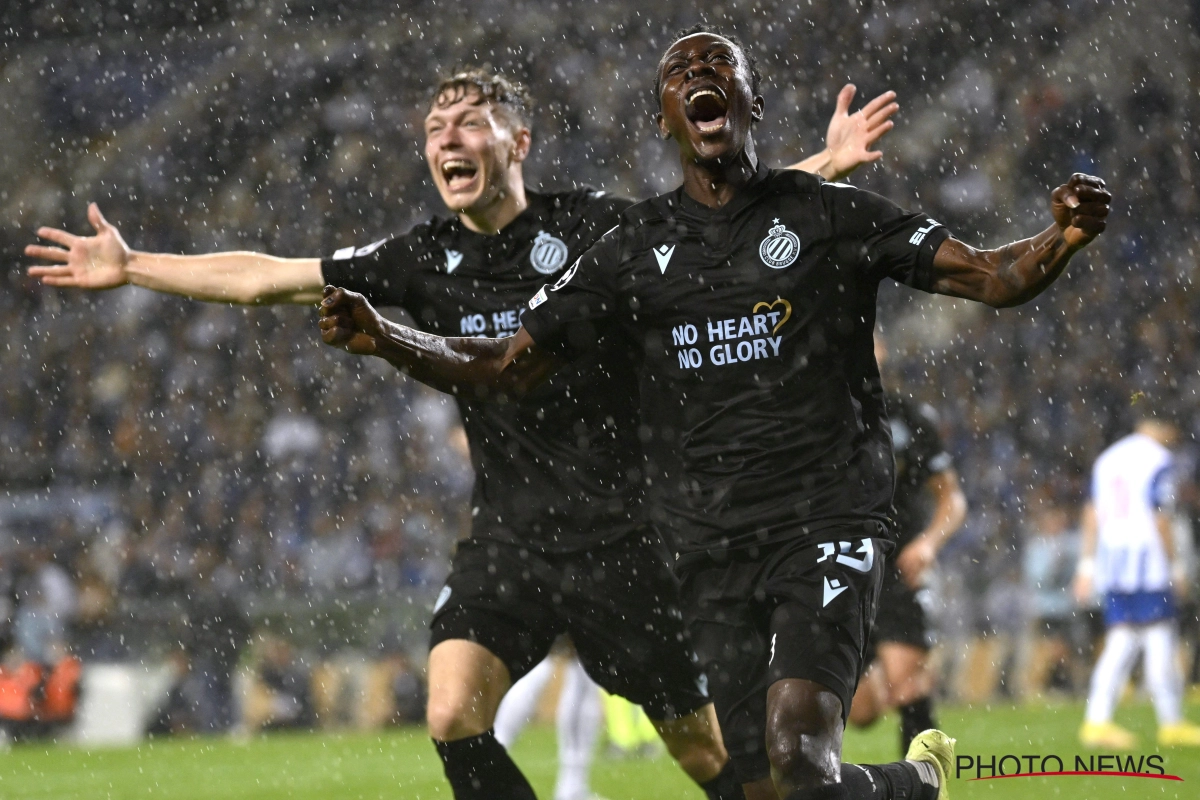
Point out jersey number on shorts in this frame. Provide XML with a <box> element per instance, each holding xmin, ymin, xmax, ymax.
<box><xmin>816</xmin><ymin>539</ymin><xmax>875</xmax><ymax>573</ymax></box>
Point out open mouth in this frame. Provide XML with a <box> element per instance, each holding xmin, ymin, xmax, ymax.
<box><xmin>686</xmin><ymin>87</ymin><xmax>728</xmax><ymax>133</ymax></box>
<box><xmin>441</xmin><ymin>158</ymin><xmax>478</xmax><ymax>192</ymax></box>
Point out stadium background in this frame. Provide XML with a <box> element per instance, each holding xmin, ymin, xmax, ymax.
<box><xmin>1</xmin><ymin>0</ymin><xmax>1199</xmax><ymax>797</ymax></box>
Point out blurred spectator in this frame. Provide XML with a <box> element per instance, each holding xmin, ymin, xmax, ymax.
<box><xmin>243</xmin><ymin>635</ymin><xmax>315</xmax><ymax>732</ymax></box>
<box><xmin>1020</xmin><ymin>506</ymin><xmax>1085</xmax><ymax>695</ymax></box>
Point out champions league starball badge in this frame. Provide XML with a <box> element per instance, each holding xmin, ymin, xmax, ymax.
<box><xmin>758</xmin><ymin>219</ymin><xmax>801</xmax><ymax>269</ymax></box>
<box><xmin>530</xmin><ymin>230</ymin><xmax>569</xmax><ymax>275</ymax></box>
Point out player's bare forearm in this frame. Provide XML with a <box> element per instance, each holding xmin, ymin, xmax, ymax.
<box><xmin>929</xmin><ymin>225</ymin><xmax>1074</xmax><ymax>308</ymax></box>
<box><xmin>126</xmin><ymin>251</ymin><xmax>325</xmax><ymax>305</ymax></box>
<box><xmin>919</xmin><ymin>469</ymin><xmax>967</xmax><ymax>548</ymax></box>
<box><xmin>319</xmin><ymin>286</ymin><xmax>559</xmax><ymax>397</ymax></box>
<box><xmin>928</xmin><ymin>174</ymin><xmax>1111</xmax><ymax>308</ymax></box>
<box><xmin>1079</xmin><ymin>503</ymin><xmax>1098</xmax><ymax>557</ymax></box>
<box><xmin>25</xmin><ymin>202</ymin><xmax>323</xmax><ymax>304</ymax></box>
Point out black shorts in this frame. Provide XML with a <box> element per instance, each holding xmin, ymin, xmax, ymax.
<box><xmin>868</xmin><ymin>564</ymin><xmax>931</xmax><ymax>652</ymax></box>
<box><xmin>681</xmin><ymin>536</ymin><xmax>887</xmax><ymax>783</ymax></box>
<box><xmin>429</xmin><ymin>532</ymin><xmax>708</xmax><ymax>721</ymax></box>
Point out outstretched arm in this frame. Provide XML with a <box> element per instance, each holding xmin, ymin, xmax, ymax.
<box><xmin>25</xmin><ymin>202</ymin><xmax>324</xmax><ymax>304</ymax></box>
<box><xmin>929</xmin><ymin>174</ymin><xmax>1112</xmax><ymax>308</ymax></box>
<box><xmin>318</xmin><ymin>286</ymin><xmax>560</xmax><ymax>397</ymax></box>
<box><xmin>787</xmin><ymin>84</ymin><xmax>898</xmax><ymax>181</ymax></box>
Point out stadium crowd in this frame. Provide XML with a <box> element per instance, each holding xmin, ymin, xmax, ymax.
<box><xmin>1</xmin><ymin>0</ymin><xmax>1199</xmax><ymax>734</ymax></box>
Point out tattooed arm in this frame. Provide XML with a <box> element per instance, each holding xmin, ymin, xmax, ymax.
<box><xmin>317</xmin><ymin>286</ymin><xmax>559</xmax><ymax>398</ymax></box>
<box><xmin>929</xmin><ymin>174</ymin><xmax>1112</xmax><ymax>308</ymax></box>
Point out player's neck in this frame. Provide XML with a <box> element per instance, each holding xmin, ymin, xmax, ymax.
<box><xmin>457</xmin><ymin>176</ymin><xmax>528</xmax><ymax>235</ymax></box>
<box><xmin>680</xmin><ymin>139</ymin><xmax>759</xmax><ymax>209</ymax></box>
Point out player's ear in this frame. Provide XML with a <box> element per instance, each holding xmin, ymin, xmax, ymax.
<box><xmin>656</xmin><ymin>112</ymin><xmax>670</xmax><ymax>139</ymax></box>
<box><xmin>751</xmin><ymin>95</ymin><xmax>765</xmax><ymax>123</ymax></box>
<box><xmin>511</xmin><ymin>126</ymin><xmax>532</xmax><ymax>163</ymax></box>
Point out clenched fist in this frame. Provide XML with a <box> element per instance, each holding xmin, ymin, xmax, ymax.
<box><xmin>318</xmin><ymin>286</ymin><xmax>386</xmax><ymax>355</ymax></box>
<box><xmin>1051</xmin><ymin>174</ymin><xmax>1112</xmax><ymax>249</ymax></box>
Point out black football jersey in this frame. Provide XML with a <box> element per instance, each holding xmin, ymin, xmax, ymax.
<box><xmin>522</xmin><ymin>164</ymin><xmax>951</xmax><ymax>567</ymax></box>
<box><xmin>885</xmin><ymin>390</ymin><xmax>954</xmax><ymax>549</ymax></box>
<box><xmin>321</xmin><ymin>188</ymin><xmax>642</xmax><ymax>553</ymax></box>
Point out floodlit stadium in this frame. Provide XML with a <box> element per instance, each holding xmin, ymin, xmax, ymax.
<box><xmin>1</xmin><ymin>1</ymin><xmax>1199</xmax><ymax>798</ymax></box>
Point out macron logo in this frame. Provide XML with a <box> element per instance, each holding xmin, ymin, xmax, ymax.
<box><xmin>445</xmin><ymin>249</ymin><xmax>463</xmax><ymax>274</ymax></box>
<box><xmin>822</xmin><ymin>576</ymin><xmax>848</xmax><ymax>607</ymax></box>
<box><xmin>653</xmin><ymin>244</ymin><xmax>676</xmax><ymax>274</ymax></box>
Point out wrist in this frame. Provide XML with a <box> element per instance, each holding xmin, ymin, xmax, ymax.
<box><xmin>815</xmin><ymin>148</ymin><xmax>838</xmax><ymax>180</ymax></box>
<box><xmin>121</xmin><ymin>250</ymin><xmax>150</xmax><ymax>286</ymax></box>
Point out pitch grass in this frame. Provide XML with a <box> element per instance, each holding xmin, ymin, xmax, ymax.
<box><xmin>2</xmin><ymin>701</ymin><xmax>1198</xmax><ymax>799</ymax></box>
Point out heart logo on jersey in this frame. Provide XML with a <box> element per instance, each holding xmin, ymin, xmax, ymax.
<box><xmin>752</xmin><ymin>297</ymin><xmax>792</xmax><ymax>334</ymax></box>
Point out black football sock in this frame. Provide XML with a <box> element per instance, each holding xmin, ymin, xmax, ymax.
<box><xmin>785</xmin><ymin>783</ymin><xmax>848</xmax><ymax>800</ymax></box>
<box><xmin>433</xmin><ymin>730</ymin><xmax>537</xmax><ymax>800</ymax></box>
<box><xmin>700</xmin><ymin>760</ymin><xmax>746</xmax><ymax>800</ymax></box>
<box><xmin>834</xmin><ymin>761</ymin><xmax>939</xmax><ymax>800</ymax></box>
<box><xmin>898</xmin><ymin>697</ymin><xmax>936</xmax><ymax>755</ymax></box>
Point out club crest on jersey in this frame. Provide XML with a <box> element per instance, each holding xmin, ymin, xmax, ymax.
<box><xmin>758</xmin><ymin>219</ymin><xmax>801</xmax><ymax>269</ymax></box>
<box><xmin>530</xmin><ymin>230</ymin><xmax>569</xmax><ymax>275</ymax></box>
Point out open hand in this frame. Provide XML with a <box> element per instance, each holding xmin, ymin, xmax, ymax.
<box><xmin>1051</xmin><ymin>174</ymin><xmax>1111</xmax><ymax>249</ymax></box>
<box><xmin>25</xmin><ymin>203</ymin><xmax>132</xmax><ymax>289</ymax></box>
<box><xmin>824</xmin><ymin>84</ymin><xmax>899</xmax><ymax>178</ymax></box>
<box><xmin>318</xmin><ymin>286</ymin><xmax>385</xmax><ymax>355</ymax></box>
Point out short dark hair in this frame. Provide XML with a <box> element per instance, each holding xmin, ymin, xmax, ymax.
<box><xmin>430</xmin><ymin>67</ymin><xmax>533</xmax><ymax>130</ymax></box>
<box><xmin>653</xmin><ymin>23</ymin><xmax>762</xmax><ymax>107</ymax></box>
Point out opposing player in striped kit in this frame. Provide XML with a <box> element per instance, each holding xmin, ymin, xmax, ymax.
<box><xmin>1074</xmin><ymin>408</ymin><xmax>1200</xmax><ymax>748</ymax></box>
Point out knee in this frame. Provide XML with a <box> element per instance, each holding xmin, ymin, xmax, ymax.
<box><xmin>765</xmin><ymin>681</ymin><xmax>843</xmax><ymax>788</ymax></box>
<box><xmin>766</xmin><ymin>730</ymin><xmax>834</xmax><ymax>789</ymax></box>
<box><xmin>426</xmin><ymin>695</ymin><xmax>491</xmax><ymax>742</ymax></box>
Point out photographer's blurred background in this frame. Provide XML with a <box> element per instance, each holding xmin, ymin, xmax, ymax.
<box><xmin>1</xmin><ymin>0</ymin><xmax>1198</xmax><ymax>741</ymax></box>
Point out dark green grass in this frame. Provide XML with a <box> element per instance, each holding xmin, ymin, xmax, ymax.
<box><xmin>1</xmin><ymin>701</ymin><xmax>1196</xmax><ymax>799</ymax></box>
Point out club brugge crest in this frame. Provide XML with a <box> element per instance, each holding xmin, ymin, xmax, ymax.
<box><xmin>759</xmin><ymin>219</ymin><xmax>801</xmax><ymax>269</ymax></box>
<box><xmin>530</xmin><ymin>230</ymin><xmax>569</xmax><ymax>275</ymax></box>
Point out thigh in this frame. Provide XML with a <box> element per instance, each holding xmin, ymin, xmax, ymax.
<box><xmin>429</xmin><ymin>540</ymin><xmax>560</xmax><ymax>683</ymax></box>
<box><xmin>682</xmin><ymin>561</ymin><xmax>773</xmax><ymax>784</ymax></box>
<box><xmin>561</xmin><ymin>533</ymin><xmax>711</xmax><ymax>722</ymax></box>
<box><xmin>765</xmin><ymin>537</ymin><xmax>886</xmax><ymax>723</ymax></box>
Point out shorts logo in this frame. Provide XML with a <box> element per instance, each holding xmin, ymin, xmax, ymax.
<box><xmin>817</xmin><ymin>539</ymin><xmax>876</xmax><ymax>573</ymax></box>
<box><xmin>445</xmin><ymin>249</ymin><xmax>463</xmax><ymax>274</ymax></box>
<box><xmin>433</xmin><ymin>585</ymin><xmax>452</xmax><ymax>614</ymax></box>
<box><xmin>822</xmin><ymin>576</ymin><xmax>848</xmax><ymax>607</ymax></box>
<box><xmin>769</xmin><ymin>633</ymin><xmax>777</xmax><ymax>665</ymax></box>
<box><xmin>530</xmin><ymin>231</ymin><xmax>569</xmax><ymax>275</ymax></box>
<box><xmin>759</xmin><ymin>219</ymin><xmax>801</xmax><ymax>269</ymax></box>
